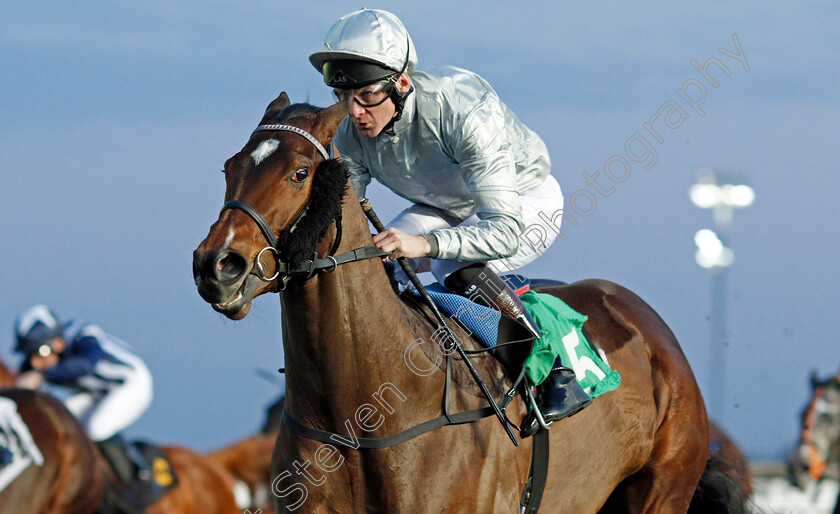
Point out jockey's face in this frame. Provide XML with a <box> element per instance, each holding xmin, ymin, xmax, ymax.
<box><xmin>28</xmin><ymin>337</ymin><xmax>65</xmax><ymax>370</ymax></box>
<box><xmin>346</xmin><ymin>73</ymin><xmax>411</xmax><ymax>138</ymax></box>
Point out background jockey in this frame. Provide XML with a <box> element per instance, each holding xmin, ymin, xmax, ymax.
<box><xmin>12</xmin><ymin>304</ymin><xmax>156</xmax><ymax>492</ymax></box>
<box><xmin>309</xmin><ymin>8</ymin><xmax>591</xmax><ymax>436</ymax></box>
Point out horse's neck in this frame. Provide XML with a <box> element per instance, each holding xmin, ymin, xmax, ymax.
<box><xmin>280</xmin><ymin>196</ymin><xmax>440</xmax><ymax>426</ymax></box>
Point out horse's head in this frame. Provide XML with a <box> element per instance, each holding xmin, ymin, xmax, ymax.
<box><xmin>789</xmin><ymin>372</ymin><xmax>840</xmax><ymax>488</ymax></box>
<box><xmin>193</xmin><ymin>92</ymin><xmax>348</xmax><ymax>319</ymax></box>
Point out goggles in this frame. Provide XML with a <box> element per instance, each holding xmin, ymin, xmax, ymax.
<box><xmin>23</xmin><ymin>344</ymin><xmax>54</xmax><ymax>360</ymax></box>
<box><xmin>332</xmin><ymin>79</ymin><xmax>396</xmax><ymax>108</ymax></box>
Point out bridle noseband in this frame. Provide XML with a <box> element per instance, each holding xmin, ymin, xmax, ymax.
<box><xmin>219</xmin><ymin>123</ymin><xmax>388</xmax><ymax>289</ymax></box>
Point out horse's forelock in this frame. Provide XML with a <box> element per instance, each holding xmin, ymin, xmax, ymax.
<box><xmin>274</xmin><ymin>103</ymin><xmax>322</xmax><ymax>123</ymax></box>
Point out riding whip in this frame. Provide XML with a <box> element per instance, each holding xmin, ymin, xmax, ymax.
<box><xmin>360</xmin><ymin>198</ymin><xmax>519</xmax><ymax>446</ymax></box>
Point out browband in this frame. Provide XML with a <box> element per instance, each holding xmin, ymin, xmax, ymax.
<box><xmin>252</xmin><ymin>124</ymin><xmax>330</xmax><ymax>160</ymax></box>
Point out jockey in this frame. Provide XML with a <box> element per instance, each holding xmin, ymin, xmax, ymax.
<box><xmin>310</xmin><ymin>8</ymin><xmax>591</xmax><ymax>437</ymax></box>
<box><xmin>12</xmin><ymin>305</ymin><xmax>156</xmax><ymax>492</ymax></box>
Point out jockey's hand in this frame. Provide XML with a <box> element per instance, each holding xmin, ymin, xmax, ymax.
<box><xmin>15</xmin><ymin>370</ymin><xmax>44</xmax><ymax>390</ymax></box>
<box><xmin>373</xmin><ymin>228</ymin><xmax>431</xmax><ymax>260</ymax></box>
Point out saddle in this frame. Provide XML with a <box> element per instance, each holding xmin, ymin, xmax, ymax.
<box><xmin>402</xmin><ymin>274</ymin><xmax>619</xmax><ymax>398</ymax></box>
<box><xmin>123</xmin><ymin>441</ymin><xmax>178</xmax><ymax>509</ymax></box>
<box><xmin>132</xmin><ymin>441</ymin><xmax>178</xmax><ymax>489</ymax></box>
<box><xmin>99</xmin><ymin>437</ymin><xmax>179</xmax><ymax>510</ymax></box>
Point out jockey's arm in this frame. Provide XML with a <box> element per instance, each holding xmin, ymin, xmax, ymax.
<box><xmin>43</xmin><ymin>335</ymin><xmax>105</xmax><ymax>384</ymax></box>
<box><xmin>426</xmin><ymin>97</ymin><xmax>525</xmax><ymax>262</ymax></box>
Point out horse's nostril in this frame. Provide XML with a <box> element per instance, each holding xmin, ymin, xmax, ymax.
<box><xmin>214</xmin><ymin>249</ymin><xmax>248</xmax><ymax>283</ymax></box>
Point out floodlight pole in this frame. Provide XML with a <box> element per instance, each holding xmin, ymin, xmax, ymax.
<box><xmin>690</xmin><ymin>170</ymin><xmax>754</xmax><ymax>425</ymax></box>
<box><xmin>708</xmin><ymin>220</ymin><xmax>729</xmax><ymax>424</ymax></box>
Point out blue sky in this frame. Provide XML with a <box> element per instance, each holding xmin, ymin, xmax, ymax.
<box><xmin>1</xmin><ymin>1</ymin><xmax>839</xmax><ymax>460</ymax></box>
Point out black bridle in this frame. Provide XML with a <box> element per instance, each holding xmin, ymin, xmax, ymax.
<box><xmin>219</xmin><ymin>123</ymin><xmax>388</xmax><ymax>290</ymax></box>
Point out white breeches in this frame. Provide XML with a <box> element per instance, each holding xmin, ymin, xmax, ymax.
<box><xmin>62</xmin><ymin>361</ymin><xmax>154</xmax><ymax>442</ymax></box>
<box><xmin>387</xmin><ymin>174</ymin><xmax>564</xmax><ymax>283</ymax></box>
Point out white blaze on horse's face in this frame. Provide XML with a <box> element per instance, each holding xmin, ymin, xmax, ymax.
<box><xmin>223</xmin><ymin>226</ymin><xmax>236</xmax><ymax>249</ymax></box>
<box><xmin>251</xmin><ymin>139</ymin><xmax>280</xmax><ymax>166</ymax></box>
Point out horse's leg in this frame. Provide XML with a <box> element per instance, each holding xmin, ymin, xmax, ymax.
<box><xmin>605</xmin><ymin>357</ymin><xmax>708</xmax><ymax>510</ymax></box>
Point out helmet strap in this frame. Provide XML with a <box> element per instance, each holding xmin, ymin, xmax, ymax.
<box><xmin>382</xmin><ymin>83</ymin><xmax>414</xmax><ymax>133</ymax></box>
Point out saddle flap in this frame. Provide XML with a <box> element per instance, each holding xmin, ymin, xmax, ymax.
<box><xmin>132</xmin><ymin>440</ymin><xmax>178</xmax><ymax>490</ymax></box>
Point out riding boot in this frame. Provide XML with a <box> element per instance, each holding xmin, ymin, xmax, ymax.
<box><xmin>96</xmin><ymin>433</ymin><xmax>137</xmax><ymax>485</ymax></box>
<box><xmin>520</xmin><ymin>358</ymin><xmax>593</xmax><ymax>438</ymax></box>
<box><xmin>443</xmin><ymin>263</ymin><xmax>542</xmax><ymax>340</ymax></box>
<box><xmin>444</xmin><ymin>264</ymin><xmax>592</xmax><ymax>438</ymax></box>
<box><xmin>97</xmin><ymin>433</ymin><xmax>162</xmax><ymax>508</ymax></box>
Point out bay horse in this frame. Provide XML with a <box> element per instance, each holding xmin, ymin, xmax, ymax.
<box><xmin>146</xmin><ymin>444</ymin><xmax>240</xmax><ymax>514</ymax></box>
<box><xmin>0</xmin><ymin>386</ymin><xmax>239</xmax><ymax>512</ymax></box>
<box><xmin>789</xmin><ymin>371</ymin><xmax>840</xmax><ymax>513</ymax></box>
<box><xmin>0</xmin><ymin>388</ymin><xmax>113</xmax><ymax>513</ymax></box>
<box><xmin>193</xmin><ymin>92</ymin><xmax>748</xmax><ymax>512</ymax></box>
<box><xmin>210</xmin><ymin>433</ymin><xmax>276</xmax><ymax>512</ymax></box>
<box><xmin>209</xmin><ymin>394</ymin><xmax>284</xmax><ymax>511</ymax></box>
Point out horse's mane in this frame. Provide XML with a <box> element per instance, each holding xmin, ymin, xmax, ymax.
<box><xmin>273</xmin><ymin>102</ymin><xmax>349</xmax><ymax>267</ymax></box>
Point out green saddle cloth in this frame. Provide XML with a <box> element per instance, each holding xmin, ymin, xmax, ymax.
<box><xmin>520</xmin><ymin>291</ymin><xmax>621</xmax><ymax>399</ymax></box>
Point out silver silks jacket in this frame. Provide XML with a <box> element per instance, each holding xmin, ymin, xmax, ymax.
<box><xmin>334</xmin><ymin>65</ymin><xmax>552</xmax><ymax>262</ymax></box>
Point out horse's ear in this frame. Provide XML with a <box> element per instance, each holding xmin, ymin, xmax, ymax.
<box><xmin>810</xmin><ymin>369</ymin><xmax>821</xmax><ymax>388</ymax></box>
<box><xmin>312</xmin><ymin>101</ymin><xmax>349</xmax><ymax>145</ymax></box>
<box><xmin>261</xmin><ymin>92</ymin><xmax>291</xmax><ymax>123</ymax></box>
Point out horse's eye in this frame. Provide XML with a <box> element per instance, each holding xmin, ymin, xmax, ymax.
<box><xmin>291</xmin><ymin>168</ymin><xmax>310</xmax><ymax>183</ymax></box>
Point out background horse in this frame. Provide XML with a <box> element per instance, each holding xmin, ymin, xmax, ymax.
<box><xmin>209</xmin><ymin>433</ymin><xmax>276</xmax><ymax>512</ymax></box>
<box><xmin>0</xmin><ymin>388</ymin><xmax>115</xmax><ymax>513</ymax></box>
<box><xmin>0</xmin><ymin>361</ymin><xmax>239</xmax><ymax>512</ymax></box>
<box><xmin>789</xmin><ymin>371</ymin><xmax>840</xmax><ymax>513</ymax></box>
<box><xmin>193</xmin><ymin>93</ymin><xmax>749</xmax><ymax>512</ymax></box>
<box><xmin>0</xmin><ymin>359</ymin><xmax>14</xmax><ymax>387</ymax></box>
<box><xmin>147</xmin><ymin>445</ymin><xmax>240</xmax><ymax>514</ymax></box>
<box><xmin>207</xmin><ymin>392</ymin><xmax>284</xmax><ymax>511</ymax></box>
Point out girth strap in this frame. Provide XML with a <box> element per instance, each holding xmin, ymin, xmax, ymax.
<box><xmin>521</xmin><ymin>430</ymin><xmax>550</xmax><ymax>513</ymax></box>
<box><xmin>280</xmin><ymin>406</ymin><xmax>496</xmax><ymax>450</ymax></box>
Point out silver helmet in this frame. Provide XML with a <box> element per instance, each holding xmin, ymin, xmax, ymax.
<box><xmin>310</xmin><ymin>9</ymin><xmax>417</xmax><ymax>88</ymax></box>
